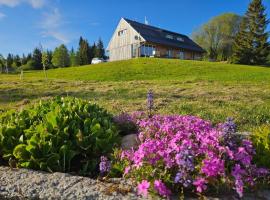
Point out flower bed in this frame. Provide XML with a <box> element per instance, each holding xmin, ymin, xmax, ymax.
<box><xmin>113</xmin><ymin>114</ymin><xmax>269</xmax><ymax>198</ymax></box>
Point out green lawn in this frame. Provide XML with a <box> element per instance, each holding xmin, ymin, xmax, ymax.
<box><xmin>1</xmin><ymin>58</ymin><xmax>270</xmax><ymax>131</ymax></box>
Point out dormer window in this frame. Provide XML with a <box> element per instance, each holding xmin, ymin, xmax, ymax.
<box><xmin>166</xmin><ymin>34</ymin><xmax>173</xmax><ymax>39</ymax></box>
<box><xmin>118</xmin><ymin>29</ymin><xmax>127</xmax><ymax>36</ymax></box>
<box><xmin>177</xmin><ymin>37</ymin><xmax>184</xmax><ymax>42</ymax></box>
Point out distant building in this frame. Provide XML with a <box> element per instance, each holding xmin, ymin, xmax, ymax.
<box><xmin>107</xmin><ymin>18</ymin><xmax>205</xmax><ymax>62</ymax></box>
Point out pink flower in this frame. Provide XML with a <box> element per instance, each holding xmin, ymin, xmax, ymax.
<box><xmin>137</xmin><ymin>180</ymin><xmax>150</xmax><ymax>198</ymax></box>
<box><xmin>154</xmin><ymin>180</ymin><xmax>172</xmax><ymax>197</ymax></box>
<box><xmin>124</xmin><ymin>166</ymin><xmax>131</xmax><ymax>176</ymax></box>
<box><xmin>193</xmin><ymin>177</ymin><xmax>207</xmax><ymax>193</ymax></box>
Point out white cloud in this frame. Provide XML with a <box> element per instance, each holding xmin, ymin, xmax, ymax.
<box><xmin>0</xmin><ymin>0</ymin><xmax>45</xmax><ymax>8</ymax></box>
<box><xmin>40</xmin><ymin>8</ymin><xmax>70</xmax><ymax>44</ymax></box>
<box><xmin>0</xmin><ymin>12</ymin><xmax>6</xmax><ymax>19</ymax></box>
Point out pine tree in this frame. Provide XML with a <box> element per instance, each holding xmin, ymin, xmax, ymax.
<box><xmin>70</xmin><ymin>47</ymin><xmax>78</xmax><ymax>66</ymax></box>
<box><xmin>232</xmin><ymin>18</ymin><xmax>253</xmax><ymax>64</ymax></box>
<box><xmin>78</xmin><ymin>37</ymin><xmax>91</xmax><ymax>65</ymax></box>
<box><xmin>232</xmin><ymin>0</ymin><xmax>269</xmax><ymax>65</ymax></box>
<box><xmin>6</xmin><ymin>54</ymin><xmax>13</xmax><ymax>68</ymax></box>
<box><xmin>21</xmin><ymin>54</ymin><xmax>28</xmax><ymax>65</ymax></box>
<box><xmin>96</xmin><ymin>38</ymin><xmax>105</xmax><ymax>59</ymax></box>
<box><xmin>32</xmin><ymin>48</ymin><xmax>43</xmax><ymax>70</ymax></box>
<box><xmin>92</xmin><ymin>42</ymin><xmax>98</xmax><ymax>58</ymax></box>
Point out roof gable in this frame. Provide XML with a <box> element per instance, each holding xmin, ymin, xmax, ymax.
<box><xmin>123</xmin><ymin>18</ymin><xmax>204</xmax><ymax>53</ymax></box>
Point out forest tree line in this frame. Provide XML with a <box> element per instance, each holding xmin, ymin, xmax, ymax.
<box><xmin>192</xmin><ymin>0</ymin><xmax>270</xmax><ymax>65</ymax></box>
<box><xmin>0</xmin><ymin>37</ymin><xmax>106</xmax><ymax>72</ymax></box>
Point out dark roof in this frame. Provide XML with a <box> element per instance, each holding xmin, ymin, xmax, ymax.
<box><xmin>124</xmin><ymin>18</ymin><xmax>205</xmax><ymax>53</ymax></box>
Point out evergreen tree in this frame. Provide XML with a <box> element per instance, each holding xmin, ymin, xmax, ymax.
<box><xmin>70</xmin><ymin>47</ymin><xmax>79</xmax><ymax>66</ymax></box>
<box><xmin>6</xmin><ymin>54</ymin><xmax>13</xmax><ymax>68</ymax></box>
<box><xmin>232</xmin><ymin>0</ymin><xmax>269</xmax><ymax>65</ymax></box>
<box><xmin>78</xmin><ymin>36</ymin><xmax>91</xmax><ymax>65</ymax></box>
<box><xmin>13</xmin><ymin>55</ymin><xmax>21</xmax><ymax>68</ymax></box>
<box><xmin>52</xmin><ymin>44</ymin><xmax>70</xmax><ymax>68</ymax></box>
<box><xmin>26</xmin><ymin>53</ymin><xmax>32</xmax><ymax>62</ymax></box>
<box><xmin>96</xmin><ymin>38</ymin><xmax>105</xmax><ymax>59</ymax></box>
<box><xmin>0</xmin><ymin>54</ymin><xmax>5</xmax><ymax>73</ymax></box>
<box><xmin>92</xmin><ymin>42</ymin><xmax>98</xmax><ymax>58</ymax></box>
<box><xmin>32</xmin><ymin>48</ymin><xmax>43</xmax><ymax>70</ymax></box>
<box><xmin>46</xmin><ymin>50</ymin><xmax>53</xmax><ymax>69</ymax></box>
<box><xmin>21</xmin><ymin>54</ymin><xmax>28</xmax><ymax>65</ymax></box>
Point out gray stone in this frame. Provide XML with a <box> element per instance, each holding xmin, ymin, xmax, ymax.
<box><xmin>121</xmin><ymin>134</ymin><xmax>140</xmax><ymax>150</ymax></box>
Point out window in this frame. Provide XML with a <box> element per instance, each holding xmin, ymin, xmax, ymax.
<box><xmin>118</xmin><ymin>29</ymin><xmax>127</xmax><ymax>36</ymax></box>
<box><xmin>167</xmin><ymin>50</ymin><xmax>173</xmax><ymax>58</ymax></box>
<box><xmin>177</xmin><ymin>37</ymin><xmax>184</xmax><ymax>42</ymax></box>
<box><xmin>178</xmin><ymin>51</ymin><xmax>184</xmax><ymax>59</ymax></box>
<box><xmin>166</xmin><ymin>34</ymin><xmax>173</xmax><ymax>39</ymax></box>
<box><xmin>140</xmin><ymin>45</ymin><xmax>156</xmax><ymax>57</ymax></box>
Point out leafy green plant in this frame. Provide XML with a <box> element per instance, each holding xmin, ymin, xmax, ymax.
<box><xmin>0</xmin><ymin>97</ymin><xmax>120</xmax><ymax>176</ymax></box>
<box><xmin>251</xmin><ymin>125</ymin><xmax>270</xmax><ymax>168</ymax></box>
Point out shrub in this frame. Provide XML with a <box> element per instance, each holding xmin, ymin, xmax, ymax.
<box><xmin>0</xmin><ymin>97</ymin><xmax>120</xmax><ymax>176</ymax></box>
<box><xmin>251</xmin><ymin>125</ymin><xmax>270</xmax><ymax>168</ymax></box>
<box><xmin>119</xmin><ymin>115</ymin><xmax>268</xmax><ymax>198</ymax></box>
<box><xmin>113</xmin><ymin>112</ymin><xmax>138</xmax><ymax>136</ymax></box>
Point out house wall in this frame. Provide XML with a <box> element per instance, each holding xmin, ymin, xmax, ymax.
<box><xmin>146</xmin><ymin>43</ymin><xmax>202</xmax><ymax>60</ymax></box>
<box><xmin>107</xmin><ymin>19</ymin><xmax>145</xmax><ymax>61</ymax></box>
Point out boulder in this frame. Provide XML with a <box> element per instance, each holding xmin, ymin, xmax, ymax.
<box><xmin>121</xmin><ymin>134</ymin><xmax>140</xmax><ymax>150</ymax></box>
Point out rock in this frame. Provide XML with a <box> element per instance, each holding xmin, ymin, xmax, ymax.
<box><xmin>121</xmin><ymin>134</ymin><xmax>140</xmax><ymax>150</ymax></box>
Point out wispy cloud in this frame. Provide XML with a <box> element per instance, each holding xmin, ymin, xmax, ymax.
<box><xmin>40</xmin><ymin>8</ymin><xmax>70</xmax><ymax>44</ymax></box>
<box><xmin>90</xmin><ymin>22</ymin><xmax>100</xmax><ymax>26</ymax></box>
<box><xmin>0</xmin><ymin>12</ymin><xmax>6</xmax><ymax>19</ymax></box>
<box><xmin>0</xmin><ymin>0</ymin><xmax>45</xmax><ymax>8</ymax></box>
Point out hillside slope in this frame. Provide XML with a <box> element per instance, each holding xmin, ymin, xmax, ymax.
<box><xmin>20</xmin><ymin>58</ymin><xmax>270</xmax><ymax>82</ymax></box>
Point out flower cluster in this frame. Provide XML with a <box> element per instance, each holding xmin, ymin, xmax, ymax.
<box><xmin>120</xmin><ymin>115</ymin><xmax>268</xmax><ymax>198</ymax></box>
<box><xmin>99</xmin><ymin>156</ymin><xmax>111</xmax><ymax>174</ymax></box>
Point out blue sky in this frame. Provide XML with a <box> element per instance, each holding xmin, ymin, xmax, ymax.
<box><xmin>0</xmin><ymin>0</ymin><xmax>269</xmax><ymax>56</ymax></box>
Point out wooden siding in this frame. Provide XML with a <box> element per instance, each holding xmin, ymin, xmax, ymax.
<box><xmin>107</xmin><ymin>18</ymin><xmax>145</xmax><ymax>61</ymax></box>
<box><xmin>144</xmin><ymin>42</ymin><xmax>203</xmax><ymax>60</ymax></box>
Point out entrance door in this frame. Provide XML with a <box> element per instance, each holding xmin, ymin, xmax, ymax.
<box><xmin>179</xmin><ymin>51</ymin><xmax>184</xmax><ymax>59</ymax></box>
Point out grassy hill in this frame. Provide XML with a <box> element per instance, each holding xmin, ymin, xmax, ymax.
<box><xmin>1</xmin><ymin>58</ymin><xmax>270</xmax><ymax>130</ymax></box>
<box><xmin>7</xmin><ymin>58</ymin><xmax>270</xmax><ymax>82</ymax></box>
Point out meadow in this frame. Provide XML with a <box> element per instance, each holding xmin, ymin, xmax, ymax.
<box><xmin>1</xmin><ymin>58</ymin><xmax>270</xmax><ymax>131</ymax></box>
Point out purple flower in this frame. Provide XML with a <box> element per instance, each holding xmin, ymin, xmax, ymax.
<box><xmin>137</xmin><ymin>180</ymin><xmax>150</xmax><ymax>198</ymax></box>
<box><xmin>154</xmin><ymin>180</ymin><xmax>171</xmax><ymax>197</ymax></box>
<box><xmin>222</xmin><ymin>117</ymin><xmax>237</xmax><ymax>134</ymax></box>
<box><xmin>120</xmin><ymin>114</ymin><xmax>260</xmax><ymax>198</ymax></box>
<box><xmin>201</xmin><ymin>156</ymin><xmax>225</xmax><ymax>177</ymax></box>
<box><xmin>99</xmin><ymin>156</ymin><xmax>111</xmax><ymax>174</ymax></box>
<box><xmin>193</xmin><ymin>177</ymin><xmax>208</xmax><ymax>193</ymax></box>
<box><xmin>147</xmin><ymin>90</ymin><xmax>154</xmax><ymax>117</ymax></box>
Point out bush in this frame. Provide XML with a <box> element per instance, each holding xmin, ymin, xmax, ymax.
<box><xmin>0</xmin><ymin>97</ymin><xmax>120</xmax><ymax>176</ymax></box>
<box><xmin>118</xmin><ymin>115</ymin><xmax>268</xmax><ymax>198</ymax></box>
<box><xmin>113</xmin><ymin>112</ymin><xmax>138</xmax><ymax>136</ymax></box>
<box><xmin>251</xmin><ymin>125</ymin><xmax>270</xmax><ymax>168</ymax></box>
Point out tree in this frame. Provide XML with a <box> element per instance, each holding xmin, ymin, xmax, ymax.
<box><xmin>96</xmin><ymin>38</ymin><xmax>105</xmax><ymax>58</ymax></box>
<box><xmin>6</xmin><ymin>54</ymin><xmax>13</xmax><ymax>68</ymax></box>
<box><xmin>13</xmin><ymin>55</ymin><xmax>21</xmax><ymax>68</ymax></box>
<box><xmin>42</xmin><ymin>51</ymin><xmax>50</xmax><ymax>70</ymax></box>
<box><xmin>52</xmin><ymin>44</ymin><xmax>70</xmax><ymax>68</ymax></box>
<box><xmin>78</xmin><ymin>37</ymin><xmax>92</xmax><ymax>65</ymax></box>
<box><xmin>0</xmin><ymin>54</ymin><xmax>5</xmax><ymax>73</ymax></box>
<box><xmin>32</xmin><ymin>48</ymin><xmax>43</xmax><ymax>70</ymax></box>
<box><xmin>92</xmin><ymin>42</ymin><xmax>98</xmax><ymax>58</ymax></box>
<box><xmin>192</xmin><ymin>13</ymin><xmax>242</xmax><ymax>61</ymax></box>
<box><xmin>21</xmin><ymin>54</ymin><xmax>28</xmax><ymax>65</ymax></box>
<box><xmin>70</xmin><ymin>47</ymin><xmax>79</xmax><ymax>66</ymax></box>
<box><xmin>232</xmin><ymin>0</ymin><xmax>269</xmax><ymax>65</ymax></box>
